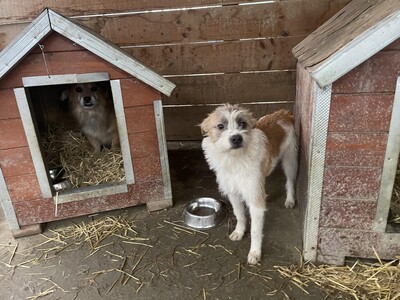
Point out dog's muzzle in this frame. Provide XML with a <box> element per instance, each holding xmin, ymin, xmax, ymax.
<box><xmin>229</xmin><ymin>134</ymin><xmax>243</xmax><ymax>149</ymax></box>
<box><xmin>83</xmin><ymin>96</ymin><xmax>94</xmax><ymax>108</ymax></box>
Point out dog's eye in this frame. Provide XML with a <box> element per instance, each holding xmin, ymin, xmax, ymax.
<box><xmin>217</xmin><ymin>124</ymin><xmax>224</xmax><ymax>130</ymax></box>
<box><xmin>239</xmin><ymin>121</ymin><xmax>247</xmax><ymax>129</ymax></box>
<box><xmin>75</xmin><ymin>87</ymin><xmax>82</xmax><ymax>93</ymax></box>
<box><xmin>90</xmin><ymin>86</ymin><xmax>97</xmax><ymax>92</ymax></box>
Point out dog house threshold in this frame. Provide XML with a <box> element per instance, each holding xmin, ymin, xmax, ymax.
<box><xmin>14</xmin><ymin>72</ymin><xmax>135</xmax><ymax>204</ymax></box>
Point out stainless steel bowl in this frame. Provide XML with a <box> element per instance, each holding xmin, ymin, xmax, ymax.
<box><xmin>183</xmin><ymin>197</ymin><xmax>225</xmax><ymax>229</ymax></box>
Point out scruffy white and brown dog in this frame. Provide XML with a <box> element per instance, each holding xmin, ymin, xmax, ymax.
<box><xmin>61</xmin><ymin>83</ymin><xmax>119</xmax><ymax>154</ymax></box>
<box><xmin>200</xmin><ymin>104</ymin><xmax>298</xmax><ymax>264</ymax></box>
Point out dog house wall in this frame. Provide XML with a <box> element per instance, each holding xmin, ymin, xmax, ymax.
<box><xmin>295</xmin><ymin>32</ymin><xmax>400</xmax><ymax>264</ymax></box>
<box><xmin>0</xmin><ymin>32</ymin><xmax>172</xmax><ymax>234</ymax></box>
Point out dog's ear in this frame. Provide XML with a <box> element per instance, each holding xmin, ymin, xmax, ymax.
<box><xmin>60</xmin><ymin>89</ymin><xmax>69</xmax><ymax>102</ymax></box>
<box><xmin>248</xmin><ymin>115</ymin><xmax>257</xmax><ymax>129</ymax></box>
<box><xmin>239</xmin><ymin>108</ymin><xmax>257</xmax><ymax>129</ymax></box>
<box><xmin>199</xmin><ymin>115</ymin><xmax>213</xmax><ymax>136</ymax></box>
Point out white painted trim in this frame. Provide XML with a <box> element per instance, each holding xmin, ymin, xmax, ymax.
<box><xmin>110</xmin><ymin>80</ymin><xmax>135</xmax><ymax>185</ymax></box>
<box><xmin>23</xmin><ymin>72</ymin><xmax>110</xmax><ymax>87</ymax></box>
<box><xmin>303</xmin><ymin>83</ymin><xmax>332</xmax><ymax>262</ymax></box>
<box><xmin>48</xmin><ymin>9</ymin><xmax>176</xmax><ymax>96</ymax></box>
<box><xmin>0</xmin><ymin>9</ymin><xmax>51</xmax><ymax>79</ymax></box>
<box><xmin>14</xmin><ymin>88</ymin><xmax>53</xmax><ymax>198</ymax></box>
<box><xmin>0</xmin><ymin>166</ymin><xmax>20</xmax><ymax>230</ymax></box>
<box><xmin>311</xmin><ymin>11</ymin><xmax>400</xmax><ymax>88</ymax></box>
<box><xmin>15</xmin><ymin>76</ymin><xmax>135</xmax><ymax>203</ymax></box>
<box><xmin>154</xmin><ymin>100</ymin><xmax>172</xmax><ymax>202</ymax></box>
<box><xmin>56</xmin><ymin>183</ymin><xmax>128</xmax><ymax>204</ymax></box>
<box><xmin>373</xmin><ymin>77</ymin><xmax>400</xmax><ymax>232</ymax></box>
<box><xmin>0</xmin><ymin>9</ymin><xmax>175</xmax><ymax>96</ymax></box>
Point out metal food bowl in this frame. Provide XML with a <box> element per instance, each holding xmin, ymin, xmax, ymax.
<box><xmin>53</xmin><ymin>180</ymin><xmax>72</xmax><ymax>192</ymax></box>
<box><xmin>183</xmin><ymin>197</ymin><xmax>225</xmax><ymax>229</ymax></box>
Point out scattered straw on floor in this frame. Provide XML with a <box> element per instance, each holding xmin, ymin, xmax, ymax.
<box><xmin>41</xmin><ymin>126</ymin><xmax>125</xmax><ymax>188</ymax></box>
<box><xmin>35</xmin><ymin>215</ymin><xmax>149</xmax><ymax>254</ymax></box>
<box><xmin>275</xmin><ymin>250</ymin><xmax>400</xmax><ymax>300</ymax></box>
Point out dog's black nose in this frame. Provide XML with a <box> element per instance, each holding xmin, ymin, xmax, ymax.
<box><xmin>84</xmin><ymin>96</ymin><xmax>92</xmax><ymax>103</ymax></box>
<box><xmin>230</xmin><ymin>134</ymin><xmax>243</xmax><ymax>148</ymax></box>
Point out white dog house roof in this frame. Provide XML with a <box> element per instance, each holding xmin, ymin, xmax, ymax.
<box><xmin>0</xmin><ymin>8</ymin><xmax>175</xmax><ymax>96</ymax></box>
<box><xmin>293</xmin><ymin>0</ymin><xmax>400</xmax><ymax>88</ymax></box>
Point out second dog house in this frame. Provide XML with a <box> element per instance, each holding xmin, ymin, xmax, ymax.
<box><xmin>294</xmin><ymin>0</ymin><xmax>400</xmax><ymax>264</ymax></box>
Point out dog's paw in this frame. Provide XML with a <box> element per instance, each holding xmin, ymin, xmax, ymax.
<box><xmin>285</xmin><ymin>198</ymin><xmax>295</xmax><ymax>209</ymax></box>
<box><xmin>229</xmin><ymin>230</ymin><xmax>244</xmax><ymax>241</ymax></box>
<box><xmin>247</xmin><ymin>250</ymin><xmax>261</xmax><ymax>265</ymax></box>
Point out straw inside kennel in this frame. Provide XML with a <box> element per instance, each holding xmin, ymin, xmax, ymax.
<box><xmin>42</xmin><ymin>125</ymin><xmax>125</xmax><ymax>189</ymax></box>
<box><xmin>390</xmin><ymin>156</ymin><xmax>400</xmax><ymax>224</ymax></box>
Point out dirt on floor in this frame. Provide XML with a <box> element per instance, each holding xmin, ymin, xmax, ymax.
<box><xmin>0</xmin><ymin>147</ymin><xmax>336</xmax><ymax>300</ymax></box>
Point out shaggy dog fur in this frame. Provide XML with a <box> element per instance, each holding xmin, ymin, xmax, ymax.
<box><xmin>62</xmin><ymin>83</ymin><xmax>119</xmax><ymax>153</ymax></box>
<box><xmin>200</xmin><ymin>104</ymin><xmax>298</xmax><ymax>264</ymax></box>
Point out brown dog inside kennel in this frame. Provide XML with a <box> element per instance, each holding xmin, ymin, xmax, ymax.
<box><xmin>25</xmin><ymin>81</ymin><xmax>125</xmax><ymax>196</ymax></box>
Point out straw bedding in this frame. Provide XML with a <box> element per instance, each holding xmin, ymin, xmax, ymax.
<box><xmin>390</xmin><ymin>159</ymin><xmax>400</xmax><ymax>223</ymax></box>
<box><xmin>41</xmin><ymin>126</ymin><xmax>125</xmax><ymax>189</ymax></box>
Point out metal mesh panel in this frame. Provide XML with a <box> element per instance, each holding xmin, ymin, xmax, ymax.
<box><xmin>303</xmin><ymin>82</ymin><xmax>332</xmax><ymax>262</ymax></box>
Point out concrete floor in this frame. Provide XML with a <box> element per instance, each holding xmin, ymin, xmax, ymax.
<box><xmin>0</xmin><ymin>147</ymin><xmax>331</xmax><ymax>299</ymax></box>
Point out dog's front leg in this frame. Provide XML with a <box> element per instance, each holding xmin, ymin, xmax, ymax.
<box><xmin>228</xmin><ymin>194</ymin><xmax>246</xmax><ymax>241</ymax></box>
<box><xmin>111</xmin><ymin>134</ymin><xmax>120</xmax><ymax>151</ymax></box>
<box><xmin>86</xmin><ymin>135</ymin><xmax>101</xmax><ymax>154</ymax></box>
<box><xmin>247</xmin><ymin>200</ymin><xmax>266</xmax><ymax>264</ymax></box>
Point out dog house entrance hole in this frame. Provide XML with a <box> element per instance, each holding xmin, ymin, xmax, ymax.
<box><xmin>15</xmin><ymin>73</ymin><xmax>135</xmax><ymax>204</ymax></box>
<box><xmin>374</xmin><ymin>77</ymin><xmax>400</xmax><ymax>233</ymax></box>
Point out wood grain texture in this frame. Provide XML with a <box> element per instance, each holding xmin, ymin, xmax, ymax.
<box><xmin>129</xmin><ymin>131</ymin><xmax>160</xmax><ymax>159</ymax></box>
<box><xmin>0</xmin><ymin>0</ymin><xmax>350</xmax><ymax>44</ymax></box>
<box><xmin>120</xmin><ymin>78</ymin><xmax>160</xmax><ymax>108</ymax></box>
<box><xmin>0</xmin><ymin>147</ymin><xmax>35</xmax><ymax>177</ymax></box>
<box><xmin>317</xmin><ymin>227</ymin><xmax>400</xmax><ymax>263</ymax></box>
<box><xmin>328</xmin><ymin>94</ymin><xmax>394</xmax><ymax>133</ymax></box>
<box><xmin>294</xmin><ymin>0</ymin><xmax>398</xmax><ymax>70</ymax></box>
<box><xmin>0</xmin><ymin>1</ymin><xmax>265</xmax><ymax>24</ymax></box>
<box><xmin>164</xmin><ymin>102</ymin><xmax>294</xmax><ymax>140</ymax></box>
<box><xmin>13</xmin><ymin>180</ymin><xmax>164</xmax><ymax>226</ymax></box>
<box><xmin>0</xmin><ymin>50</ymin><xmax>130</xmax><ymax>89</ymax></box>
<box><xmin>164</xmin><ymin>71</ymin><xmax>296</xmax><ymax>105</ymax></box>
<box><xmin>6</xmin><ymin>174</ymin><xmax>42</xmax><ymax>202</ymax></box>
<box><xmin>325</xmin><ymin>132</ymin><xmax>387</xmax><ymax>167</ymax></box>
<box><xmin>0</xmin><ymin>35</ymin><xmax>301</xmax><ymax>83</ymax></box>
<box><xmin>126</xmin><ymin>36</ymin><xmax>302</xmax><ymax>75</ymax></box>
<box><xmin>322</xmin><ymin>166</ymin><xmax>382</xmax><ymax>200</ymax></box>
<box><xmin>0</xmin><ymin>89</ymin><xmax>20</xmax><ymax>119</ymax></box>
<box><xmin>124</xmin><ymin>105</ymin><xmax>156</xmax><ymax>134</ymax></box>
<box><xmin>0</xmin><ymin>119</ymin><xmax>28</xmax><ymax>149</ymax></box>
<box><xmin>332</xmin><ymin>50</ymin><xmax>400</xmax><ymax>94</ymax></box>
<box><xmin>320</xmin><ymin>198</ymin><xmax>376</xmax><ymax>230</ymax></box>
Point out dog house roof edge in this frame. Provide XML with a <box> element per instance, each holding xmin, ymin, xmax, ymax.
<box><xmin>0</xmin><ymin>8</ymin><xmax>176</xmax><ymax>97</ymax></box>
<box><xmin>292</xmin><ymin>0</ymin><xmax>400</xmax><ymax>88</ymax></box>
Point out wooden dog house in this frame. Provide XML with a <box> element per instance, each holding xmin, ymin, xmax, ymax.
<box><xmin>294</xmin><ymin>0</ymin><xmax>400</xmax><ymax>264</ymax></box>
<box><xmin>0</xmin><ymin>9</ymin><xmax>175</xmax><ymax>237</ymax></box>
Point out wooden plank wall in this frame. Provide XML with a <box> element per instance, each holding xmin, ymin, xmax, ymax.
<box><xmin>0</xmin><ymin>0</ymin><xmax>351</xmax><ymax>140</ymax></box>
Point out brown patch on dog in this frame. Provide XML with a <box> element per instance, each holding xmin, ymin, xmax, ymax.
<box><xmin>256</xmin><ymin>109</ymin><xmax>294</xmax><ymax>158</ymax></box>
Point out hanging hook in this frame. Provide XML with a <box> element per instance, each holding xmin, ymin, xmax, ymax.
<box><xmin>38</xmin><ymin>44</ymin><xmax>50</xmax><ymax>78</ymax></box>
